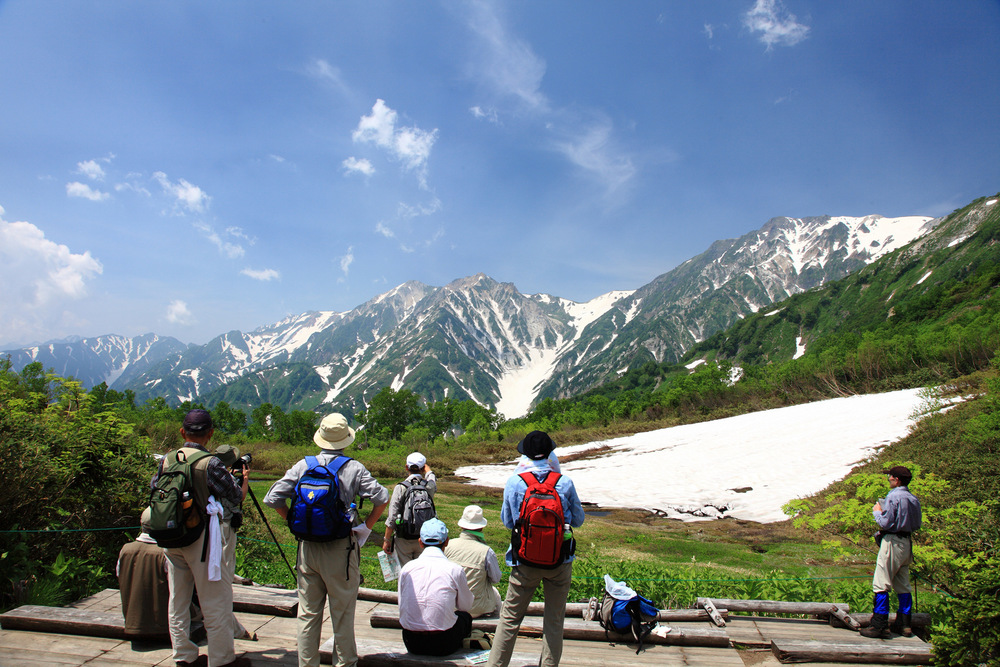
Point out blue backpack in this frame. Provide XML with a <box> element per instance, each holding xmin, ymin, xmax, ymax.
<box><xmin>288</xmin><ymin>455</ymin><xmax>353</xmax><ymax>542</ymax></box>
<box><xmin>598</xmin><ymin>590</ymin><xmax>660</xmax><ymax>654</ymax></box>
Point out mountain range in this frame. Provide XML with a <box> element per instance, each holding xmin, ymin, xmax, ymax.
<box><xmin>3</xmin><ymin>209</ymin><xmax>952</xmax><ymax>418</ymax></box>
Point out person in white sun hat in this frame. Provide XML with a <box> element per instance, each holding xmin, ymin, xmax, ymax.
<box><xmin>445</xmin><ymin>505</ymin><xmax>503</xmax><ymax>618</ymax></box>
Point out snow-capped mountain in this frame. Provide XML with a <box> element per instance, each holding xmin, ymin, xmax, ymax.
<box><xmin>1</xmin><ymin>333</ymin><xmax>187</xmax><ymax>389</ymax></box>
<box><xmin>2</xmin><ymin>212</ymin><xmax>941</xmax><ymax>417</ymax></box>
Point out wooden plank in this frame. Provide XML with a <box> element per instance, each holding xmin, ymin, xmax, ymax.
<box><xmin>829</xmin><ymin>605</ymin><xmax>861</xmax><ymax>631</ymax></box>
<box><xmin>702</xmin><ymin>598</ymin><xmax>849</xmax><ymax>616</ymax></box>
<box><xmin>368</xmin><ymin>608</ymin><xmax>730</xmax><ymax>648</ymax></box>
<box><xmin>231</xmin><ymin>586</ymin><xmax>298</xmax><ymax>617</ymax></box>
<box><xmin>0</xmin><ymin>605</ymin><xmax>128</xmax><ymax>639</ymax></box>
<box><xmin>320</xmin><ymin>637</ymin><xmax>538</xmax><ymax>667</ymax></box>
<box><xmin>698</xmin><ymin>598</ymin><xmax>727</xmax><ymax>627</ymax></box>
<box><xmin>771</xmin><ymin>639</ymin><xmax>932</xmax><ymax>664</ymax></box>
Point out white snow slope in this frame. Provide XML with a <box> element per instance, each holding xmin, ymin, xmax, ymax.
<box><xmin>456</xmin><ymin>389</ymin><xmax>928</xmax><ymax>523</ymax></box>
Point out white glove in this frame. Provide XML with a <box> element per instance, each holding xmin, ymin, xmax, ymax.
<box><xmin>352</xmin><ymin>523</ymin><xmax>372</xmax><ymax>547</ymax></box>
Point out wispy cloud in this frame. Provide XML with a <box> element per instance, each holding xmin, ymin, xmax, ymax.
<box><xmin>194</xmin><ymin>222</ymin><xmax>245</xmax><ymax>259</ymax></box>
<box><xmin>307</xmin><ymin>58</ymin><xmax>352</xmax><ymax>97</ymax></box>
<box><xmin>352</xmin><ymin>99</ymin><xmax>438</xmax><ymax>187</ymax></box>
<box><xmin>241</xmin><ymin>267</ymin><xmax>281</xmax><ymax>281</ymax></box>
<box><xmin>743</xmin><ymin>0</ymin><xmax>810</xmax><ymax>50</ymax></box>
<box><xmin>154</xmin><ymin>171</ymin><xmax>211</xmax><ymax>213</ymax></box>
<box><xmin>165</xmin><ymin>299</ymin><xmax>194</xmax><ymax>325</ymax></box>
<box><xmin>66</xmin><ymin>181</ymin><xmax>111</xmax><ymax>202</ymax></box>
<box><xmin>342</xmin><ymin>156</ymin><xmax>375</xmax><ymax>176</ymax></box>
<box><xmin>551</xmin><ymin>116</ymin><xmax>636</xmax><ymax>195</ymax></box>
<box><xmin>470</xmin><ymin>106</ymin><xmax>500</xmax><ymax>124</ymax></box>
<box><xmin>337</xmin><ymin>246</ymin><xmax>354</xmax><ymax>283</ymax></box>
<box><xmin>76</xmin><ymin>159</ymin><xmax>106</xmax><ymax>181</ymax></box>
<box><xmin>0</xmin><ymin>207</ymin><xmax>103</xmax><ymax>344</ymax></box>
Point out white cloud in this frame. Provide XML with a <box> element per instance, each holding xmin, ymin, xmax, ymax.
<box><xmin>0</xmin><ymin>208</ymin><xmax>103</xmax><ymax>343</ymax></box>
<box><xmin>76</xmin><ymin>159</ymin><xmax>106</xmax><ymax>181</ymax></box>
<box><xmin>165</xmin><ymin>300</ymin><xmax>194</xmax><ymax>325</ymax></box>
<box><xmin>464</xmin><ymin>0</ymin><xmax>549</xmax><ymax>112</ymax></box>
<box><xmin>66</xmin><ymin>181</ymin><xmax>111</xmax><ymax>202</ymax></box>
<box><xmin>308</xmin><ymin>58</ymin><xmax>351</xmax><ymax>96</ymax></box>
<box><xmin>704</xmin><ymin>23</ymin><xmax>715</xmax><ymax>40</ymax></box>
<box><xmin>339</xmin><ymin>246</ymin><xmax>354</xmax><ymax>275</ymax></box>
<box><xmin>153</xmin><ymin>171</ymin><xmax>210</xmax><ymax>213</ymax></box>
<box><xmin>352</xmin><ymin>99</ymin><xmax>438</xmax><ymax>186</ymax></box>
<box><xmin>241</xmin><ymin>267</ymin><xmax>280</xmax><ymax>281</ymax></box>
<box><xmin>375</xmin><ymin>222</ymin><xmax>395</xmax><ymax>239</ymax></box>
<box><xmin>194</xmin><ymin>222</ymin><xmax>245</xmax><ymax>259</ymax></box>
<box><xmin>342</xmin><ymin>156</ymin><xmax>375</xmax><ymax>176</ymax></box>
<box><xmin>470</xmin><ymin>106</ymin><xmax>500</xmax><ymax>124</ymax></box>
<box><xmin>743</xmin><ymin>0</ymin><xmax>810</xmax><ymax>49</ymax></box>
<box><xmin>397</xmin><ymin>197</ymin><xmax>442</xmax><ymax>220</ymax></box>
<box><xmin>551</xmin><ymin>117</ymin><xmax>636</xmax><ymax>194</ymax></box>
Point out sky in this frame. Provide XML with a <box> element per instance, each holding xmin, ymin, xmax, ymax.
<box><xmin>1</xmin><ymin>1</ymin><xmax>998</xmax><ymax>349</ymax></box>
<box><xmin>456</xmin><ymin>388</ymin><xmax>928</xmax><ymax>523</ymax></box>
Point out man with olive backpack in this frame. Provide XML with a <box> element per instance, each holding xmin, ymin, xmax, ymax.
<box><xmin>487</xmin><ymin>431</ymin><xmax>584</xmax><ymax>667</ymax></box>
<box><xmin>148</xmin><ymin>409</ymin><xmax>249</xmax><ymax>667</ymax></box>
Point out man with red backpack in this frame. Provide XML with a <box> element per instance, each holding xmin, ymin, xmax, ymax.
<box><xmin>487</xmin><ymin>431</ymin><xmax>584</xmax><ymax>667</ymax></box>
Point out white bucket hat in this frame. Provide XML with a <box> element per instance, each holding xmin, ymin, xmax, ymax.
<box><xmin>314</xmin><ymin>413</ymin><xmax>355</xmax><ymax>450</ymax></box>
<box><xmin>457</xmin><ymin>505</ymin><xmax>488</xmax><ymax>530</ymax></box>
<box><xmin>604</xmin><ymin>574</ymin><xmax>636</xmax><ymax>601</ymax></box>
<box><xmin>406</xmin><ymin>452</ymin><xmax>426</xmax><ymax>469</ymax></box>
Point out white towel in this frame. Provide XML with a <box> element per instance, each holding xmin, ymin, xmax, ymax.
<box><xmin>205</xmin><ymin>495</ymin><xmax>224</xmax><ymax>581</ymax></box>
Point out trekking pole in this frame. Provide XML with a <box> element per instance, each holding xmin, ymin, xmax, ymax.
<box><xmin>245</xmin><ymin>484</ymin><xmax>298</xmax><ymax>584</ymax></box>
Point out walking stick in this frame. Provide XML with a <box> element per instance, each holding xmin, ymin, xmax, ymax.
<box><xmin>245</xmin><ymin>484</ymin><xmax>298</xmax><ymax>584</ymax></box>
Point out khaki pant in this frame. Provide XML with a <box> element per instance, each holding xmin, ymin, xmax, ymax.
<box><xmin>872</xmin><ymin>533</ymin><xmax>914</xmax><ymax>595</ymax></box>
<box><xmin>296</xmin><ymin>537</ymin><xmax>359</xmax><ymax>667</ymax></box>
<box><xmin>393</xmin><ymin>536</ymin><xmax>422</xmax><ymax>568</ymax></box>
<box><xmin>487</xmin><ymin>562</ymin><xmax>573</xmax><ymax>667</ymax></box>
<box><xmin>164</xmin><ymin>523</ymin><xmax>237</xmax><ymax>667</ymax></box>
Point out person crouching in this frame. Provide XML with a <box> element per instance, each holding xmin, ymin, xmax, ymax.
<box><xmin>398</xmin><ymin>518</ymin><xmax>474</xmax><ymax>656</ymax></box>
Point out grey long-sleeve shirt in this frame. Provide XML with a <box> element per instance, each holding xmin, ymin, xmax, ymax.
<box><xmin>873</xmin><ymin>485</ymin><xmax>922</xmax><ymax>533</ymax></box>
<box><xmin>263</xmin><ymin>449</ymin><xmax>389</xmax><ymax>510</ymax></box>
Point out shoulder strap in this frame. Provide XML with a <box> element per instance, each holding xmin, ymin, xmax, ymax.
<box><xmin>519</xmin><ymin>471</ymin><xmax>560</xmax><ymax>489</ymax></box>
<box><xmin>178</xmin><ymin>447</ymin><xmax>214</xmax><ymax>512</ymax></box>
<box><xmin>305</xmin><ymin>455</ymin><xmax>319</xmax><ymax>470</ymax></box>
<box><xmin>327</xmin><ymin>455</ymin><xmax>351</xmax><ymax>475</ymax></box>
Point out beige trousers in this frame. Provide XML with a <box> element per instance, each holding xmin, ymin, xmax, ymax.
<box><xmin>487</xmin><ymin>562</ymin><xmax>573</xmax><ymax>667</ymax></box>
<box><xmin>164</xmin><ymin>522</ymin><xmax>237</xmax><ymax>667</ymax></box>
<box><xmin>872</xmin><ymin>533</ymin><xmax>914</xmax><ymax>595</ymax></box>
<box><xmin>393</xmin><ymin>536</ymin><xmax>422</xmax><ymax>567</ymax></box>
<box><xmin>296</xmin><ymin>537</ymin><xmax>359</xmax><ymax>667</ymax></box>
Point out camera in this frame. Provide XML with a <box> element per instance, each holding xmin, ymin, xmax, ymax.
<box><xmin>237</xmin><ymin>453</ymin><xmax>252</xmax><ymax>468</ymax></box>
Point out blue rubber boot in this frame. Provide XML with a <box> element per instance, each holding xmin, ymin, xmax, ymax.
<box><xmin>890</xmin><ymin>593</ymin><xmax>913</xmax><ymax>637</ymax></box>
<box><xmin>860</xmin><ymin>592</ymin><xmax>890</xmax><ymax>639</ymax></box>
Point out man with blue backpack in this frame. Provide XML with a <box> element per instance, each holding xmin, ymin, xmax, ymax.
<box><xmin>487</xmin><ymin>431</ymin><xmax>584</xmax><ymax>667</ymax></box>
<box><xmin>264</xmin><ymin>412</ymin><xmax>388</xmax><ymax>667</ymax></box>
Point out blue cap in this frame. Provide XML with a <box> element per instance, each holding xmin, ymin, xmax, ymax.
<box><xmin>419</xmin><ymin>518</ymin><xmax>448</xmax><ymax>546</ymax></box>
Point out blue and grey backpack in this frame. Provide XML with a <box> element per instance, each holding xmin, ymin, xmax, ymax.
<box><xmin>288</xmin><ymin>455</ymin><xmax>353</xmax><ymax>542</ymax></box>
<box><xmin>598</xmin><ymin>589</ymin><xmax>660</xmax><ymax>654</ymax></box>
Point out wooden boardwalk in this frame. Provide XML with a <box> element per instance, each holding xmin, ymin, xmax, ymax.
<box><xmin>0</xmin><ymin>587</ymin><xmax>931</xmax><ymax>666</ymax></box>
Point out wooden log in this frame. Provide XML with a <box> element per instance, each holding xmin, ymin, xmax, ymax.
<box><xmin>358</xmin><ymin>588</ymin><xmax>721</xmax><ymax>623</ymax></box>
<box><xmin>831</xmin><ymin>612</ymin><xmax>931</xmax><ymax>630</ymax></box>
<box><xmin>368</xmin><ymin>608</ymin><xmax>730</xmax><ymax>648</ymax></box>
<box><xmin>700</xmin><ymin>598</ymin><xmax>849</xmax><ymax>616</ymax></box>
<box><xmin>770</xmin><ymin>639</ymin><xmax>931</xmax><ymax>665</ymax></box>
<box><xmin>697</xmin><ymin>598</ymin><xmax>727</xmax><ymax>627</ymax></box>
<box><xmin>231</xmin><ymin>586</ymin><xmax>298</xmax><ymax>617</ymax></box>
<box><xmin>828</xmin><ymin>605</ymin><xmax>861</xmax><ymax>631</ymax></box>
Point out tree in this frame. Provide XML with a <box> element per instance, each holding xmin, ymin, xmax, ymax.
<box><xmin>364</xmin><ymin>387</ymin><xmax>421</xmax><ymax>440</ymax></box>
<box><xmin>211</xmin><ymin>401</ymin><xmax>247</xmax><ymax>435</ymax></box>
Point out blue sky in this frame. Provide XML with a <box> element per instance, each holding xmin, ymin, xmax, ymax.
<box><xmin>1</xmin><ymin>1</ymin><xmax>998</xmax><ymax>349</ymax></box>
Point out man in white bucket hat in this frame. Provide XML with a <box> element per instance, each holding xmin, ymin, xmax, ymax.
<box><xmin>445</xmin><ymin>505</ymin><xmax>502</xmax><ymax>618</ymax></box>
<box><xmin>264</xmin><ymin>412</ymin><xmax>389</xmax><ymax>667</ymax></box>
<box><xmin>382</xmin><ymin>451</ymin><xmax>437</xmax><ymax>567</ymax></box>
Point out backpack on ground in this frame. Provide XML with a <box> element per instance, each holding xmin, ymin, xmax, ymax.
<box><xmin>510</xmin><ymin>471</ymin><xmax>573</xmax><ymax>569</ymax></box>
<box><xmin>597</xmin><ymin>589</ymin><xmax>660</xmax><ymax>654</ymax></box>
<box><xmin>148</xmin><ymin>448</ymin><xmax>214</xmax><ymax>549</ymax></box>
<box><xmin>288</xmin><ymin>455</ymin><xmax>353</xmax><ymax>542</ymax></box>
<box><xmin>395</xmin><ymin>476</ymin><xmax>436</xmax><ymax>540</ymax></box>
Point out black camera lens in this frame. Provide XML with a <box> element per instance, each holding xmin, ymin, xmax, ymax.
<box><xmin>239</xmin><ymin>453</ymin><xmax>252</xmax><ymax>466</ymax></box>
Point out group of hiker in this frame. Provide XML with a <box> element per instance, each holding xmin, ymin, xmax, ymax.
<box><xmin>127</xmin><ymin>407</ymin><xmax>921</xmax><ymax>667</ymax></box>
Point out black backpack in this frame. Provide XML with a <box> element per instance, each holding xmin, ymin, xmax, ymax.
<box><xmin>395</xmin><ymin>477</ymin><xmax>435</xmax><ymax>540</ymax></box>
<box><xmin>147</xmin><ymin>448</ymin><xmax>213</xmax><ymax>549</ymax></box>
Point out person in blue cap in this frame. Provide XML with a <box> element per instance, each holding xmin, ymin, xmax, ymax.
<box><xmin>397</xmin><ymin>518</ymin><xmax>474</xmax><ymax>656</ymax></box>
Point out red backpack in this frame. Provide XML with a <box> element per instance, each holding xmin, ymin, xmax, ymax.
<box><xmin>512</xmin><ymin>471</ymin><xmax>571</xmax><ymax>568</ymax></box>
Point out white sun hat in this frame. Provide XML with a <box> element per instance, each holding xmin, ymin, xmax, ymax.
<box><xmin>457</xmin><ymin>505</ymin><xmax>488</xmax><ymax>530</ymax></box>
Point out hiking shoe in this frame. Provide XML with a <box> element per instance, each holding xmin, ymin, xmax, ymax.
<box><xmin>859</xmin><ymin>625</ymin><xmax>890</xmax><ymax>639</ymax></box>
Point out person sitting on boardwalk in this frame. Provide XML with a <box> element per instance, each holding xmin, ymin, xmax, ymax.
<box><xmin>398</xmin><ymin>518</ymin><xmax>474</xmax><ymax>656</ymax></box>
<box><xmin>444</xmin><ymin>505</ymin><xmax>503</xmax><ymax>618</ymax></box>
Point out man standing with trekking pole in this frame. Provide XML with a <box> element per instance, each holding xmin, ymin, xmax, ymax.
<box><xmin>263</xmin><ymin>412</ymin><xmax>388</xmax><ymax>667</ymax></box>
<box><xmin>487</xmin><ymin>431</ymin><xmax>584</xmax><ymax>667</ymax></box>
